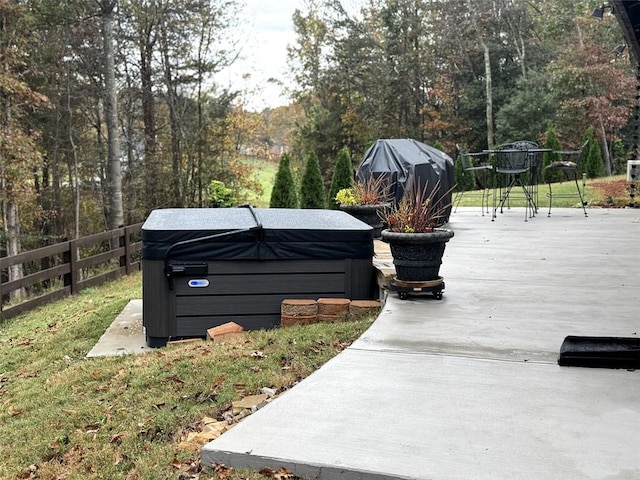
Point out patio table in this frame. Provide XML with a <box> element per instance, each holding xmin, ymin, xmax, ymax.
<box><xmin>481</xmin><ymin>146</ymin><xmax>551</xmax><ymax>221</ymax></box>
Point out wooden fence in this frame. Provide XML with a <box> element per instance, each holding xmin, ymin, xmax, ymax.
<box><xmin>0</xmin><ymin>223</ymin><xmax>143</xmax><ymax>321</ymax></box>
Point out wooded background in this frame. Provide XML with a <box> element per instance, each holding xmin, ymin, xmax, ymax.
<box><xmin>0</xmin><ymin>0</ymin><xmax>635</xmax><ymax>259</ymax></box>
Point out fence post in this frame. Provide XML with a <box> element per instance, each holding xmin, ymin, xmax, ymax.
<box><xmin>0</xmin><ymin>266</ymin><xmax>3</xmax><ymax>320</ymax></box>
<box><xmin>63</xmin><ymin>242</ymin><xmax>71</xmax><ymax>292</ymax></box>
<box><xmin>122</xmin><ymin>226</ymin><xmax>131</xmax><ymax>274</ymax></box>
<box><xmin>69</xmin><ymin>239</ymin><xmax>79</xmax><ymax>294</ymax></box>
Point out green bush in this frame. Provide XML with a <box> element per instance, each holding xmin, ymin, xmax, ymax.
<box><xmin>542</xmin><ymin>123</ymin><xmax>564</xmax><ymax>184</ymax></box>
<box><xmin>454</xmin><ymin>152</ymin><xmax>476</xmax><ymax>192</ymax></box>
<box><xmin>208</xmin><ymin>180</ymin><xmax>235</xmax><ymax>207</ymax></box>
<box><xmin>611</xmin><ymin>138</ymin><xmax>628</xmax><ymax>176</ymax></box>
<box><xmin>299</xmin><ymin>151</ymin><xmax>326</xmax><ymax>208</ymax></box>
<box><xmin>270</xmin><ymin>153</ymin><xmax>298</xmax><ymax>208</ymax></box>
<box><xmin>583</xmin><ymin>126</ymin><xmax>604</xmax><ymax>178</ymax></box>
<box><xmin>328</xmin><ymin>147</ymin><xmax>354</xmax><ymax>208</ymax></box>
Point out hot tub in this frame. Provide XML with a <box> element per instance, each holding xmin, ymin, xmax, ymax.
<box><xmin>142</xmin><ymin>206</ymin><xmax>375</xmax><ymax>347</ymax></box>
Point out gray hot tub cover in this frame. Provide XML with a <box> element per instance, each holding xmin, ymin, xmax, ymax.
<box><xmin>142</xmin><ymin>207</ymin><xmax>374</xmax><ymax>261</ymax></box>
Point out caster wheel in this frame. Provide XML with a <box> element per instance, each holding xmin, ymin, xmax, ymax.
<box><xmin>434</xmin><ymin>292</ymin><xmax>443</xmax><ymax>300</ymax></box>
<box><xmin>398</xmin><ymin>291</ymin><xmax>408</xmax><ymax>300</ymax></box>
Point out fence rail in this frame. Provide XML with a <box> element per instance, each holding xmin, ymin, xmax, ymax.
<box><xmin>0</xmin><ymin>223</ymin><xmax>143</xmax><ymax>321</ymax></box>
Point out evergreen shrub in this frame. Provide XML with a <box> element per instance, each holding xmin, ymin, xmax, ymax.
<box><xmin>328</xmin><ymin>147</ymin><xmax>354</xmax><ymax>208</ymax></box>
<box><xmin>270</xmin><ymin>153</ymin><xmax>298</xmax><ymax>208</ymax></box>
<box><xmin>299</xmin><ymin>152</ymin><xmax>326</xmax><ymax>208</ymax></box>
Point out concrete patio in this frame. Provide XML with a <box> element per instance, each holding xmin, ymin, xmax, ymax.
<box><xmin>201</xmin><ymin>207</ymin><xmax>640</xmax><ymax>480</ymax></box>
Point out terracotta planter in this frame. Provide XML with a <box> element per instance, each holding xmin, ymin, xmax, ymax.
<box><xmin>380</xmin><ymin>228</ymin><xmax>454</xmax><ymax>282</ymax></box>
<box><xmin>339</xmin><ymin>203</ymin><xmax>390</xmax><ymax>238</ymax></box>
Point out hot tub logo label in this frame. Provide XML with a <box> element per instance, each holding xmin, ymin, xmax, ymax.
<box><xmin>188</xmin><ymin>279</ymin><xmax>210</xmax><ymax>288</ymax></box>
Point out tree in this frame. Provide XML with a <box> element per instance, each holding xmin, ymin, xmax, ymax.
<box><xmin>288</xmin><ymin>4</ymin><xmax>347</xmax><ymax>176</ymax></box>
<box><xmin>97</xmin><ymin>0</ymin><xmax>124</xmax><ymax>230</ymax></box>
<box><xmin>270</xmin><ymin>153</ymin><xmax>298</xmax><ymax>208</ymax></box>
<box><xmin>377</xmin><ymin>0</ymin><xmax>432</xmax><ymax>139</ymax></box>
<box><xmin>328</xmin><ymin>147</ymin><xmax>354</xmax><ymax>208</ymax></box>
<box><xmin>495</xmin><ymin>71</ymin><xmax>555</xmax><ymax>144</ymax></box>
<box><xmin>0</xmin><ymin>2</ymin><xmax>51</xmax><ymax>294</ymax></box>
<box><xmin>299</xmin><ymin>151</ymin><xmax>325</xmax><ymax>208</ymax></box>
<box><xmin>145</xmin><ymin>0</ymin><xmax>241</xmax><ymax>208</ymax></box>
<box><xmin>542</xmin><ymin>123</ymin><xmax>564</xmax><ymax>184</ymax></box>
<box><xmin>466</xmin><ymin>0</ymin><xmax>495</xmax><ymax>149</ymax></box>
<box><xmin>610</xmin><ymin>138</ymin><xmax>628</xmax><ymax>176</ymax></box>
<box><xmin>121</xmin><ymin>0</ymin><xmax>160</xmax><ymax>213</ymax></box>
<box><xmin>583</xmin><ymin>126</ymin><xmax>604</xmax><ymax>178</ymax></box>
<box><xmin>547</xmin><ymin>16</ymin><xmax>634</xmax><ymax>172</ymax></box>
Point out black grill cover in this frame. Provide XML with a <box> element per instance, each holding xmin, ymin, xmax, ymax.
<box><xmin>356</xmin><ymin>139</ymin><xmax>455</xmax><ymax>221</ymax></box>
<box><xmin>142</xmin><ymin>207</ymin><xmax>374</xmax><ymax>261</ymax></box>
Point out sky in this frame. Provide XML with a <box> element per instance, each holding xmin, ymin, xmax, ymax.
<box><xmin>214</xmin><ymin>1</ymin><xmax>306</xmax><ymax>111</ymax></box>
<box><xmin>215</xmin><ymin>0</ymin><xmax>364</xmax><ymax>111</ymax></box>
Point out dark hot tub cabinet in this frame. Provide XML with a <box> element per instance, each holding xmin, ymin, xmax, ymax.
<box><xmin>142</xmin><ymin>206</ymin><xmax>375</xmax><ymax>347</ymax></box>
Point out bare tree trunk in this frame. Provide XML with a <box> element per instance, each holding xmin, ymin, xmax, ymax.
<box><xmin>197</xmin><ymin>80</ymin><xmax>204</xmax><ymax>207</ymax></box>
<box><xmin>598</xmin><ymin>116</ymin><xmax>612</xmax><ymax>176</ymax></box>
<box><xmin>65</xmin><ymin>64</ymin><xmax>81</xmax><ymax>239</ymax></box>
<box><xmin>194</xmin><ymin>9</ymin><xmax>216</xmax><ymax>207</ymax></box>
<box><xmin>51</xmin><ymin>117</ymin><xmax>63</xmax><ymax>237</ymax></box>
<box><xmin>159</xmin><ymin>23</ymin><xmax>182</xmax><ymax>207</ymax></box>
<box><xmin>503</xmin><ymin>0</ymin><xmax>527</xmax><ymax>79</ymax></box>
<box><xmin>196</xmin><ymin>27</ymin><xmax>206</xmax><ymax>207</ymax></box>
<box><xmin>70</xmin><ymin>113</ymin><xmax>80</xmax><ymax>240</ymax></box>
<box><xmin>140</xmin><ymin>22</ymin><xmax>158</xmax><ymax>212</ymax></box>
<box><xmin>482</xmin><ymin>42</ymin><xmax>494</xmax><ymax>148</ymax></box>
<box><xmin>0</xmin><ymin>11</ymin><xmax>23</xmax><ymax>298</ymax></box>
<box><xmin>517</xmin><ymin>34</ymin><xmax>526</xmax><ymax>79</ymax></box>
<box><xmin>99</xmin><ymin>0</ymin><xmax>124</xmax><ymax>230</ymax></box>
<box><xmin>636</xmin><ymin>64</ymin><xmax>640</xmax><ymax>161</ymax></box>
<box><xmin>4</xmin><ymin>202</ymin><xmax>23</xmax><ymax>300</ymax></box>
<box><xmin>468</xmin><ymin>2</ymin><xmax>495</xmax><ymax>148</ymax></box>
<box><xmin>575</xmin><ymin>18</ymin><xmax>584</xmax><ymax>49</ymax></box>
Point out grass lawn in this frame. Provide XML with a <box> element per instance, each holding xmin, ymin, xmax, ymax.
<box><xmin>0</xmin><ymin>272</ymin><xmax>374</xmax><ymax>479</ymax></box>
<box><xmin>241</xmin><ymin>156</ymin><xmax>635</xmax><ymax>211</ymax></box>
<box><xmin>240</xmin><ymin>157</ymin><xmax>278</xmax><ymax>207</ymax></box>
<box><xmin>453</xmin><ymin>175</ymin><xmax>635</xmax><ymax>209</ymax></box>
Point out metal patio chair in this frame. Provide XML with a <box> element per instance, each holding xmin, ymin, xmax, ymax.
<box><xmin>454</xmin><ymin>144</ymin><xmax>493</xmax><ymax>216</ymax></box>
<box><xmin>492</xmin><ymin>141</ymin><xmax>538</xmax><ymax>221</ymax></box>
<box><xmin>544</xmin><ymin>141</ymin><xmax>589</xmax><ymax>217</ymax></box>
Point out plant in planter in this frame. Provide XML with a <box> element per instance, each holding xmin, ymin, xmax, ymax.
<box><xmin>380</xmin><ymin>178</ymin><xmax>456</xmax><ymax>286</ymax></box>
<box><xmin>335</xmin><ymin>175</ymin><xmax>391</xmax><ymax>237</ymax></box>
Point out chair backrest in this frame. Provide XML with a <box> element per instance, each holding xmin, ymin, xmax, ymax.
<box><xmin>456</xmin><ymin>144</ymin><xmax>473</xmax><ymax>170</ymax></box>
<box><xmin>495</xmin><ymin>141</ymin><xmax>537</xmax><ymax>170</ymax></box>
<box><xmin>574</xmin><ymin>140</ymin><xmax>590</xmax><ymax>168</ymax></box>
<box><xmin>511</xmin><ymin>141</ymin><xmax>538</xmax><ymax>150</ymax></box>
<box><xmin>514</xmin><ymin>140</ymin><xmax>540</xmax><ymax>168</ymax></box>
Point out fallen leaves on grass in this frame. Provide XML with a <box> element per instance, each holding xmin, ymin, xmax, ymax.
<box><xmin>590</xmin><ymin>179</ymin><xmax>635</xmax><ymax>206</ymax></box>
<box><xmin>279</xmin><ymin>355</ymin><xmax>293</xmax><ymax>369</ymax></box>
<box><xmin>176</xmin><ymin>415</ymin><xmax>232</xmax><ymax>453</ymax></box>
<box><xmin>16</xmin><ymin>464</ymin><xmax>37</xmax><ymax>479</ymax></box>
<box><xmin>7</xmin><ymin>405</ymin><xmax>22</xmax><ymax>416</ymax></box>
<box><xmin>259</xmin><ymin>466</ymin><xmax>297</xmax><ymax>479</ymax></box>
<box><xmin>109</xmin><ymin>431</ymin><xmax>130</xmax><ymax>444</ymax></box>
<box><xmin>212</xmin><ymin>461</ymin><xmax>233</xmax><ymax>478</ymax></box>
<box><xmin>167</xmin><ymin>374</ymin><xmax>186</xmax><ymax>385</ymax></box>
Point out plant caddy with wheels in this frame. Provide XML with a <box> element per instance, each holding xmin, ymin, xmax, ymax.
<box><xmin>380</xmin><ymin>178</ymin><xmax>455</xmax><ymax>300</ymax></box>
